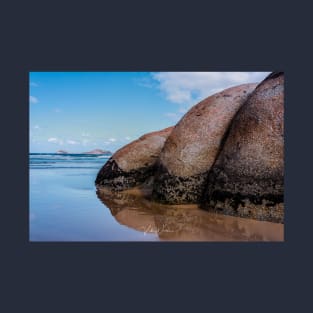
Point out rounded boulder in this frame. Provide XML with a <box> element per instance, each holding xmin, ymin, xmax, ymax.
<box><xmin>203</xmin><ymin>72</ymin><xmax>284</xmax><ymax>223</ymax></box>
<box><xmin>95</xmin><ymin>127</ymin><xmax>173</xmax><ymax>190</ymax></box>
<box><xmin>152</xmin><ymin>83</ymin><xmax>257</xmax><ymax>203</ymax></box>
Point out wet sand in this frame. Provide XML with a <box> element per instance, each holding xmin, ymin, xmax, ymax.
<box><xmin>96</xmin><ymin>187</ymin><xmax>284</xmax><ymax>242</ymax></box>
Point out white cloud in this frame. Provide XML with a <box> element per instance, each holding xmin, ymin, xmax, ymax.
<box><xmin>125</xmin><ymin>136</ymin><xmax>131</xmax><ymax>140</ymax></box>
<box><xmin>81</xmin><ymin>132</ymin><xmax>90</xmax><ymax>137</ymax></box>
<box><xmin>30</xmin><ymin>96</ymin><xmax>39</xmax><ymax>104</ymax></box>
<box><xmin>54</xmin><ymin>108</ymin><xmax>62</xmax><ymax>113</ymax></box>
<box><xmin>151</xmin><ymin>72</ymin><xmax>270</xmax><ymax>107</ymax></box>
<box><xmin>109</xmin><ymin>138</ymin><xmax>117</xmax><ymax>142</ymax></box>
<box><xmin>30</xmin><ymin>82</ymin><xmax>39</xmax><ymax>87</ymax></box>
<box><xmin>67</xmin><ymin>140</ymin><xmax>80</xmax><ymax>145</ymax></box>
<box><xmin>48</xmin><ymin>137</ymin><xmax>63</xmax><ymax>145</ymax></box>
<box><xmin>33</xmin><ymin>125</ymin><xmax>40</xmax><ymax>129</ymax></box>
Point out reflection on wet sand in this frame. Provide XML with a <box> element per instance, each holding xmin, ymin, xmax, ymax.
<box><xmin>96</xmin><ymin>187</ymin><xmax>284</xmax><ymax>241</ymax></box>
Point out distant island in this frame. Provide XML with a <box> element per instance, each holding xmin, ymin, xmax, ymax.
<box><xmin>56</xmin><ymin>149</ymin><xmax>112</xmax><ymax>155</ymax></box>
<box><xmin>83</xmin><ymin>149</ymin><xmax>112</xmax><ymax>155</ymax></box>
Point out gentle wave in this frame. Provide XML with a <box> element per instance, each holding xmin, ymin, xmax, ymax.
<box><xmin>31</xmin><ymin>166</ymin><xmax>103</xmax><ymax>169</ymax></box>
<box><xmin>29</xmin><ymin>153</ymin><xmax>110</xmax><ymax>170</ymax></box>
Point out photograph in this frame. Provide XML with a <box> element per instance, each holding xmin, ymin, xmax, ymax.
<box><xmin>29</xmin><ymin>71</ymin><xmax>284</xmax><ymax>241</ymax></box>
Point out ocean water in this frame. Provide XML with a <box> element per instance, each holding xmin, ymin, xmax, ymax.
<box><xmin>29</xmin><ymin>153</ymin><xmax>284</xmax><ymax>241</ymax></box>
<box><xmin>29</xmin><ymin>153</ymin><xmax>158</xmax><ymax>241</ymax></box>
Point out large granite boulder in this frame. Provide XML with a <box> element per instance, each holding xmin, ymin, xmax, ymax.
<box><xmin>152</xmin><ymin>83</ymin><xmax>257</xmax><ymax>203</ymax></box>
<box><xmin>202</xmin><ymin>72</ymin><xmax>284</xmax><ymax>223</ymax></box>
<box><xmin>95</xmin><ymin>127</ymin><xmax>173</xmax><ymax>190</ymax></box>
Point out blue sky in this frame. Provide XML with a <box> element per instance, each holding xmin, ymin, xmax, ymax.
<box><xmin>29</xmin><ymin>72</ymin><xmax>270</xmax><ymax>153</ymax></box>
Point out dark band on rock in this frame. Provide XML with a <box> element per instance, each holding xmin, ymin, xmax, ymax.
<box><xmin>152</xmin><ymin>163</ymin><xmax>208</xmax><ymax>204</ymax></box>
<box><xmin>95</xmin><ymin>158</ymin><xmax>157</xmax><ymax>191</ymax></box>
<box><xmin>202</xmin><ymin>166</ymin><xmax>284</xmax><ymax>223</ymax></box>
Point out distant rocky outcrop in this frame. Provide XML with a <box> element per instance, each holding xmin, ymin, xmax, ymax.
<box><xmin>56</xmin><ymin>150</ymin><xmax>68</xmax><ymax>154</ymax></box>
<box><xmin>202</xmin><ymin>72</ymin><xmax>284</xmax><ymax>223</ymax></box>
<box><xmin>83</xmin><ymin>149</ymin><xmax>112</xmax><ymax>155</ymax></box>
<box><xmin>152</xmin><ymin>83</ymin><xmax>257</xmax><ymax>204</ymax></box>
<box><xmin>95</xmin><ymin>72</ymin><xmax>284</xmax><ymax>223</ymax></box>
<box><xmin>95</xmin><ymin>127</ymin><xmax>173</xmax><ymax>190</ymax></box>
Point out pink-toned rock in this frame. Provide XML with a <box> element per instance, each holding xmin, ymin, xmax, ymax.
<box><xmin>203</xmin><ymin>72</ymin><xmax>284</xmax><ymax>223</ymax></box>
<box><xmin>95</xmin><ymin>127</ymin><xmax>173</xmax><ymax>190</ymax></box>
<box><xmin>152</xmin><ymin>83</ymin><xmax>257</xmax><ymax>203</ymax></box>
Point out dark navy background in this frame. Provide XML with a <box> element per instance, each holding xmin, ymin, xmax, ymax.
<box><xmin>1</xmin><ymin>1</ymin><xmax>311</xmax><ymax>313</ymax></box>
